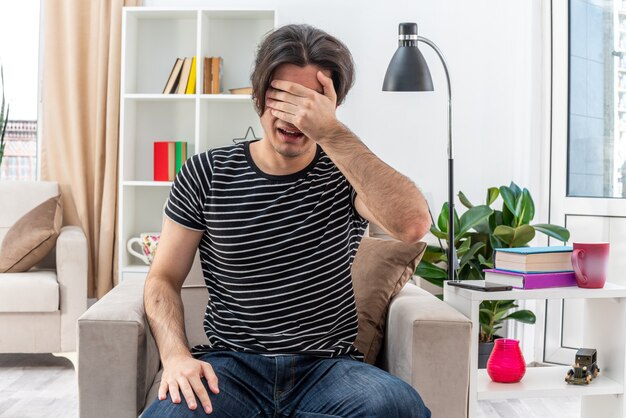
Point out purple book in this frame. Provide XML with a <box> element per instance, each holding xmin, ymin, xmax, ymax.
<box><xmin>484</xmin><ymin>269</ymin><xmax>577</xmax><ymax>289</ymax></box>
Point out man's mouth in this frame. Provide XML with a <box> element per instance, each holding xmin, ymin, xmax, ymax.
<box><xmin>277</xmin><ymin>127</ymin><xmax>305</xmax><ymax>141</ymax></box>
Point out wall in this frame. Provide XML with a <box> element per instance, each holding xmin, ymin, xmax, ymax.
<box><xmin>144</xmin><ymin>0</ymin><xmax>548</xmax><ymax>218</ymax></box>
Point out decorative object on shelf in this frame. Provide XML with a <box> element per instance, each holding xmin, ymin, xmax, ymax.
<box><xmin>477</xmin><ymin>300</ymin><xmax>535</xmax><ymax>368</ymax></box>
<box><xmin>127</xmin><ymin>232</ymin><xmax>160</xmax><ymax>265</ymax></box>
<box><xmin>486</xmin><ymin>338</ymin><xmax>526</xmax><ymax>383</ymax></box>
<box><xmin>571</xmin><ymin>242</ymin><xmax>610</xmax><ymax>289</ymax></box>
<box><xmin>382</xmin><ymin>22</ymin><xmax>459</xmax><ymax>282</ymax></box>
<box><xmin>233</xmin><ymin>126</ymin><xmax>261</xmax><ymax>144</ymax></box>
<box><xmin>0</xmin><ymin>63</ymin><xmax>9</xmax><ymax>168</ymax></box>
<box><xmin>565</xmin><ymin>348</ymin><xmax>600</xmax><ymax>385</ymax></box>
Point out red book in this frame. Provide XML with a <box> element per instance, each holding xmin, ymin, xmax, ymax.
<box><xmin>484</xmin><ymin>269</ymin><xmax>577</xmax><ymax>289</ymax></box>
<box><xmin>154</xmin><ymin>141</ymin><xmax>176</xmax><ymax>181</ymax></box>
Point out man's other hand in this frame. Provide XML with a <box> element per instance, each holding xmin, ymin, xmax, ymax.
<box><xmin>159</xmin><ymin>353</ymin><xmax>220</xmax><ymax>414</ymax></box>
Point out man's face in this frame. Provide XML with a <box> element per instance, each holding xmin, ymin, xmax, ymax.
<box><xmin>260</xmin><ymin>63</ymin><xmax>329</xmax><ymax>159</ymax></box>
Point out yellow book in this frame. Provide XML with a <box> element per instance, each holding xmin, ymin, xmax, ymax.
<box><xmin>185</xmin><ymin>56</ymin><xmax>197</xmax><ymax>94</ymax></box>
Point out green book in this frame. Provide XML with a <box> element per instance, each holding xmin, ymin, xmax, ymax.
<box><xmin>175</xmin><ymin>141</ymin><xmax>187</xmax><ymax>174</ymax></box>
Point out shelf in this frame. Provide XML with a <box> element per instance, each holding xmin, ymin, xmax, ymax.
<box><xmin>124</xmin><ymin>94</ymin><xmax>196</xmax><ymax>101</ymax></box>
<box><xmin>477</xmin><ymin>366</ymin><xmax>623</xmax><ymax>400</ymax></box>
<box><xmin>199</xmin><ymin>94</ymin><xmax>253</xmax><ymax>102</ymax></box>
<box><xmin>123</xmin><ymin>181</ymin><xmax>173</xmax><ymax>187</ymax></box>
<box><xmin>123</xmin><ymin>94</ymin><xmax>253</xmax><ymax>102</ymax></box>
<box><xmin>444</xmin><ymin>281</ymin><xmax>626</xmax><ymax>301</ymax></box>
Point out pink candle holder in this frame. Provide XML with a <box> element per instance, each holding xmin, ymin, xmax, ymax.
<box><xmin>487</xmin><ymin>338</ymin><xmax>526</xmax><ymax>383</ymax></box>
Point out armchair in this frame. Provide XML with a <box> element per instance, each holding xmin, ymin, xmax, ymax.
<box><xmin>78</xmin><ymin>261</ymin><xmax>471</xmax><ymax>418</ymax></box>
<box><xmin>0</xmin><ymin>181</ymin><xmax>88</xmax><ymax>354</ymax></box>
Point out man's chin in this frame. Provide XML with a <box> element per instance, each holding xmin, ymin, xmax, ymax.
<box><xmin>271</xmin><ymin>137</ymin><xmax>313</xmax><ymax>159</ymax></box>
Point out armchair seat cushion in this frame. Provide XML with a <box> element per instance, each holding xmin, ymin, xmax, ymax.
<box><xmin>0</xmin><ymin>270</ymin><xmax>59</xmax><ymax>312</ymax></box>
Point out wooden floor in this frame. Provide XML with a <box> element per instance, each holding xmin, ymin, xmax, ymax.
<box><xmin>0</xmin><ymin>354</ymin><xmax>580</xmax><ymax>418</ymax></box>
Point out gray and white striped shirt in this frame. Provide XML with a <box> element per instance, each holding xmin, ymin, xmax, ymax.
<box><xmin>164</xmin><ymin>141</ymin><xmax>367</xmax><ymax>358</ymax></box>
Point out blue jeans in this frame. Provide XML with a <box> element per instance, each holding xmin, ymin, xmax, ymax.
<box><xmin>142</xmin><ymin>350</ymin><xmax>431</xmax><ymax>418</ymax></box>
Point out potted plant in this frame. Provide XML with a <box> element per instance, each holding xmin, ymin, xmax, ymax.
<box><xmin>0</xmin><ymin>64</ymin><xmax>9</xmax><ymax>168</ymax></box>
<box><xmin>416</xmin><ymin>182</ymin><xmax>570</xmax><ymax>367</ymax></box>
<box><xmin>478</xmin><ymin>300</ymin><xmax>535</xmax><ymax>368</ymax></box>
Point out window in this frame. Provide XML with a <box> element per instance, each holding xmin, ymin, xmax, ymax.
<box><xmin>0</xmin><ymin>0</ymin><xmax>40</xmax><ymax>181</ymax></box>
<box><xmin>568</xmin><ymin>0</ymin><xmax>626</xmax><ymax>197</ymax></box>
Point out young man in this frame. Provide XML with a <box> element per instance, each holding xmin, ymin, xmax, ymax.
<box><xmin>143</xmin><ymin>24</ymin><xmax>432</xmax><ymax>417</ymax></box>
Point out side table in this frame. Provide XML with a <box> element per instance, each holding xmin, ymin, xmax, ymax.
<box><xmin>444</xmin><ymin>281</ymin><xmax>626</xmax><ymax>418</ymax></box>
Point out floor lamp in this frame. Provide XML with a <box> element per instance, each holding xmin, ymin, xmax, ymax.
<box><xmin>382</xmin><ymin>22</ymin><xmax>459</xmax><ymax>281</ymax></box>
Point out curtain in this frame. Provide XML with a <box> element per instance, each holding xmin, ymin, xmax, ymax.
<box><xmin>41</xmin><ymin>0</ymin><xmax>142</xmax><ymax>298</ymax></box>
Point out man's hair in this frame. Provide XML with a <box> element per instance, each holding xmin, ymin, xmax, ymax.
<box><xmin>251</xmin><ymin>24</ymin><xmax>355</xmax><ymax>116</ymax></box>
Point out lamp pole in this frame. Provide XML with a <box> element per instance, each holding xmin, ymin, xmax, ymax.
<box><xmin>383</xmin><ymin>23</ymin><xmax>458</xmax><ymax>281</ymax></box>
<box><xmin>415</xmin><ymin>36</ymin><xmax>458</xmax><ymax>281</ymax></box>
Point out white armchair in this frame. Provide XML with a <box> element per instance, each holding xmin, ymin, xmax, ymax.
<box><xmin>0</xmin><ymin>181</ymin><xmax>88</xmax><ymax>353</ymax></box>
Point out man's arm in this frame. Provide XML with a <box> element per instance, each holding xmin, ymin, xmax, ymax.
<box><xmin>267</xmin><ymin>73</ymin><xmax>430</xmax><ymax>243</ymax></box>
<box><xmin>313</xmin><ymin>123</ymin><xmax>428</xmax><ymax>243</ymax></box>
<box><xmin>144</xmin><ymin>217</ymin><xmax>219</xmax><ymax>414</ymax></box>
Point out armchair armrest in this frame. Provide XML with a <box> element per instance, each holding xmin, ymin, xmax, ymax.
<box><xmin>56</xmin><ymin>225</ymin><xmax>88</xmax><ymax>351</ymax></box>
<box><xmin>78</xmin><ymin>278</ymin><xmax>159</xmax><ymax>418</ymax></box>
<box><xmin>383</xmin><ymin>282</ymin><xmax>471</xmax><ymax>418</ymax></box>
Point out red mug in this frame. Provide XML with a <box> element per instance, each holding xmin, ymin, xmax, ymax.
<box><xmin>571</xmin><ymin>242</ymin><xmax>610</xmax><ymax>288</ymax></box>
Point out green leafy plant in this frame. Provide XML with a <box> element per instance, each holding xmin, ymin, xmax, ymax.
<box><xmin>479</xmin><ymin>300</ymin><xmax>536</xmax><ymax>343</ymax></box>
<box><xmin>416</xmin><ymin>182</ymin><xmax>570</xmax><ymax>342</ymax></box>
<box><xmin>0</xmin><ymin>64</ymin><xmax>9</xmax><ymax>168</ymax></box>
<box><xmin>417</xmin><ymin>182</ymin><xmax>570</xmax><ymax>285</ymax></box>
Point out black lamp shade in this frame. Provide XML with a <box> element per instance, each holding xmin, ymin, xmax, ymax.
<box><xmin>382</xmin><ymin>23</ymin><xmax>434</xmax><ymax>92</ymax></box>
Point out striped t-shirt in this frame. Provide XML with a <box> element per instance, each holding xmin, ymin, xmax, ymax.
<box><xmin>164</xmin><ymin>141</ymin><xmax>368</xmax><ymax>358</ymax></box>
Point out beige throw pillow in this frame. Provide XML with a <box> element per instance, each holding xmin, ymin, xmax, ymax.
<box><xmin>0</xmin><ymin>195</ymin><xmax>63</xmax><ymax>273</ymax></box>
<box><xmin>352</xmin><ymin>237</ymin><xmax>427</xmax><ymax>364</ymax></box>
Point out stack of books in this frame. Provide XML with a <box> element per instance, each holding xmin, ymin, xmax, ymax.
<box><xmin>485</xmin><ymin>246</ymin><xmax>576</xmax><ymax>289</ymax></box>
<box><xmin>154</xmin><ymin>141</ymin><xmax>187</xmax><ymax>181</ymax></box>
<box><xmin>163</xmin><ymin>57</ymin><xmax>197</xmax><ymax>94</ymax></box>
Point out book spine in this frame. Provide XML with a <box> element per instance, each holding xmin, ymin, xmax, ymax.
<box><xmin>175</xmin><ymin>141</ymin><xmax>187</xmax><ymax>174</ymax></box>
<box><xmin>523</xmin><ymin>273</ymin><xmax>577</xmax><ymax>289</ymax></box>
<box><xmin>203</xmin><ymin>57</ymin><xmax>211</xmax><ymax>94</ymax></box>
<box><xmin>154</xmin><ymin>141</ymin><xmax>170</xmax><ymax>181</ymax></box>
<box><xmin>177</xmin><ymin>58</ymin><xmax>192</xmax><ymax>94</ymax></box>
<box><xmin>185</xmin><ymin>56</ymin><xmax>197</xmax><ymax>94</ymax></box>
<box><xmin>485</xmin><ymin>269</ymin><xmax>577</xmax><ymax>289</ymax></box>
<box><xmin>211</xmin><ymin>57</ymin><xmax>222</xmax><ymax>94</ymax></box>
<box><xmin>162</xmin><ymin>58</ymin><xmax>182</xmax><ymax>94</ymax></box>
<box><xmin>167</xmin><ymin>142</ymin><xmax>176</xmax><ymax>181</ymax></box>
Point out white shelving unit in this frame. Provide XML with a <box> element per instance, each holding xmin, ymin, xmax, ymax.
<box><xmin>444</xmin><ymin>282</ymin><xmax>626</xmax><ymax>418</ymax></box>
<box><xmin>118</xmin><ymin>8</ymin><xmax>275</xmax><ymax>280</ymax></box>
